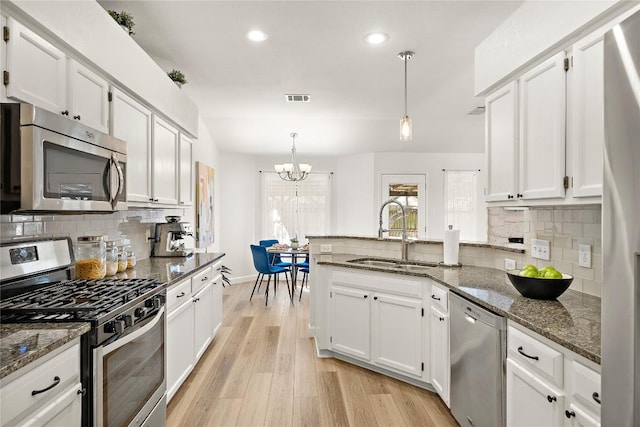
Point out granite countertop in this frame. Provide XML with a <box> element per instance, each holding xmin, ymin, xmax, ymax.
<box><xmin>317</xmin><ymin>253</ymin><xmax>601</xmax><ymax>365</ymax></box>
<box><xmin>307</xmin><ymin>235</ymin><xmax>525</xmax><ymax>253</ymax></box>
<box><xmin>0</xmin><ymin>252</ymin><xmax>225</xmax><ymax>379</ymax></box>
<box><xmin>0</xmin><ymin>323</ymin><xmax>90</xmax><ymax>379</ymax></box>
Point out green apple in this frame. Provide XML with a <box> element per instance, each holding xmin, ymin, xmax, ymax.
<box><xmin>544</xmin><ymin>270</ymin><xmax>563</xmax><ymax>279</ymax></box>
<box><xmin>520</xmin><ymin>269</ymin><xmax>538</xmax><ymax>278</ymax></box>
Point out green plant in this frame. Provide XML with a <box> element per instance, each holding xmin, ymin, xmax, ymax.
<box><xmin>167</xmin><ymin>69</ymin><xmax>188</xmax><ymax>85</ymax></box>
<box><xmin>108</xmin><ymin>10</ymin><xmax>135</xmax><ymax>35</ymax></box>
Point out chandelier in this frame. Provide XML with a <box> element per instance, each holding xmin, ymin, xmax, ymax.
<box><xmin>399</xmin><ymin>50</ymin><xmax>414</xmax><ymax>141</ymax></box>
<box><xmin>274</xmin><ymin>132</ymin><xmax>312</xmax><ymax>181</ymax></box>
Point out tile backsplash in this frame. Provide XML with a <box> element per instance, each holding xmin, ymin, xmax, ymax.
<box><xmin>488</xmin><ymin>205</ymin><xmax>602</xmax><ymax>297</ymax></box>
<box><xmin>0</xmin><ymin>209</ymin><xmax>189</xmax><ymax>260</ymax></box>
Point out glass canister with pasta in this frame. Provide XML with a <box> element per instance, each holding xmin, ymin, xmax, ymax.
<box><xmin>75</xmin><ymin>235</ymin><xmax>107</xmax><ymax>280</ymax></box>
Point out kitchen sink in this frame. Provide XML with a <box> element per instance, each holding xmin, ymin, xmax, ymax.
<box><xmin>347</xmin><ymin>258</ymin><xmax>437</xmax><ymax>272</ymax></box>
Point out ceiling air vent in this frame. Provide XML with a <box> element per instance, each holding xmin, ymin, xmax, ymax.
<box><xmin>286</xmin><ymin>94</ymin><xmax>311</xmax><ymax>103</ymax></box>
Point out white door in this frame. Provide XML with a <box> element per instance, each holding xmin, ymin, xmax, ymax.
<box><xmin>330</xmin><ymin>285</ymin><xmax>371</xmax><ymax>361</ymax></box>
<box><xmin>179</xmin><ymin>134</ymin><xmax>193</xmax><ymax>206</ymax></box>
<box><xmin>430</xmin><ymin>305</ymin><xmax>450</xmax><ymax>406</ymax></box>
<box><xmin>212</xmin><ymin>274</ymin><xmax>223</xmax><ymax>336</ymax></box>
<box><xmin>167</xmin><ymin>299</ymin><xmax>194</xmax><ymax>402</ymax></box>
<box><xmin>519</xmin><ymin>51</ymin><xmax>567</xmax><ymax>200</ymax></box>
<box><xmin>5</xmin><ymin>17</ymin><xmax>66</xmax><ymax>114</ymax></box>
<box><xmin>372</xmin><ymin>293</ymin><xmax>422</xmax><ymax>377</ymax></box>
<box><xmin>380</xmin><ymin>174</ymin><xmax>427</xmax><ymax>238</ymax></box>
<box><xmin>67</xmin><ymin>60</ymin><xmax>109</xmax><ymax>133</ymax></box>
<box><xmin>506</xmin><ymin>359</ymin><xmax>565</xmax><ymax>427</ymax></box>
<box><xmin>110</xmin><ymin>88</ymin><xmax>152</xmax><ymax>204</ymax></box>
<box><xmin>570</xmin><ymin>30</ymin><xmax>605</xmax><ymax>198</ymax></box>
<box><xmin>152</xmin><ymin>116</ymin><xmax>179</xmax><ymax>205</ymax></box>
<box><xmin>485</xmin><ymin>81</ymin><xmax>518</xmax><ymax>201</ymax></box>
<box><xmin>193</xmin><ymin>282</ymin><xmax>214</xmax><ymax>361</ymax></box>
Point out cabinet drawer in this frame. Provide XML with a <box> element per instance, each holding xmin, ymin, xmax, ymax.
<box><xmin>508</xmin><ymin>326</ymin><xmax>564</xmax><ymax>387</ymax></box>
<box><xmin>167</xmin><ymin>278</ymin><xmax>192</xmax><ymax>313</ymax></box>
<box><xmin>191</xmin><ymin>266</ymin><xmax>213</xmax><ymax>294</ymax></box>
<box><xmin>571</xmin><ymin>361</ymin><xmax>601</xmax><ymax>414</ymax></box>
<box><xmin>1</xmin><ymin>342</ymin><xmax>80</xmax><ymax>425</ymax></box>
<box><xmin>430</xmin><ymin>283</ymin><xmax>448</xmax><ymax>313</ymax></box>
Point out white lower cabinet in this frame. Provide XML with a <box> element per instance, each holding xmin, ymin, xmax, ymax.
<box><xmin>166</xmin><ymin>262</ymin><xmax>224</xmax><ymax>403</ymax></box>
<box><xmin>506</xmin><ymin>323</ymin><xmax>601</xmax><ymax>427</ymax></box>
<box><xmin>429</xmin><ymin>305</ymin><xmax>450</xmax><ymax>406</ymax></box>
<box><xmin>507</xmin><ymin>358</ymin><xmax>565</xmax><ymax>427</ymax></box>
<box><xmin>328</xmin><ymin>270</ymin><xmax>426</xmax><ymax>380</ymax></box>
<box><xmin>0</xmin><ymin>339</ymin><xmax>83</xmax><ymax>427</ymax></box>
<box><xmin>372</xmin><ymin>293</ymin><xmax>422</xmax><ymax>377</ymax></box>
<box><xmin>330</xmin><ymin>285</ymin><xmax>371</xmax><ymax>361</ymax></box>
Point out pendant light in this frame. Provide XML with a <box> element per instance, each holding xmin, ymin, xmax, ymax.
<box><xmin>398</xmin><ymin>50</ymin><xmax>414</xmax><ymax>141</ymax></box>
<box><xmin>274</xmin><ymin>132</ymin><xmax>312</xmax><ymax>181</ymax></box>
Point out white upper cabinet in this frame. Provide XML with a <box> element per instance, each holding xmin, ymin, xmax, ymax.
<box><xmin>110</xmin><ymin>88</ymin><xmax>153</xmax><ymax>204</ymax></box>
<box><xmin>5</xmin><ymin>17</ymin><xmax>109</xmax><ymax>132</ymax></box>
<box><xmin>5</xmin><ymin>17</ymin><xmax>66</xmax><ymax>113</ymax></box>
<box><xmin>519</xmin><ymin>51</ymin><xmax>567</xmax><ymax>200</ymax></box>
<box><xmin>67</xmin><ymin>60</ymin><xmax>109</xmax><ymax>133</ymax></box>
<box><xmin>485</xmin><ymin>81</ymin><xmax>518</xmax><ymax>201</ymax></box>
<box><xmin>179</xmin><ymin>134</ymin><xmax>193</xmax><ymax>206</ymax></box>
<box><xmin>152</xmin><ymin>116</ymin><xmax>179</xmax><ymax>205</ymax></box>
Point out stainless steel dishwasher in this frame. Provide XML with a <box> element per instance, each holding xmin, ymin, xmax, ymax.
<box><xmin>450</xmin><ymin>292</ymin><xmax>506</xmax><ymax>427</ymax></box>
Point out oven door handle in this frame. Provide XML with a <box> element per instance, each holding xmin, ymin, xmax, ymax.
<box><xmin>109</xmin><ymin>153</ymin><xmax>124</xmax><ymax>210</ymax></box>
<box><xmin>102</xmin><ymin>306</ymin><xmax>165</xmax><ymax>356</ymax></box>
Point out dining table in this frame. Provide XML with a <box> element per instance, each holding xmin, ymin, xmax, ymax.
<box><xmin>266</xmin><ymin>246</ymin><xmax>309</xmax><ymax>300</ymax></box>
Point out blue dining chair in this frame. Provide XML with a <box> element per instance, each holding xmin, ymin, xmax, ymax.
<box><xmin>259</xmin><ymin>239</ymin><xmax>292</xmax><ymax>269</ymax></box>
<box><xmin>250</xmin><ymin>245</ymin><xmax>291</xmax><ymax>305</ymax></box>
<box><xmin>298</xmin><ymin>266</ymin><xmax>310</xmax><ymax>301</ymax></box>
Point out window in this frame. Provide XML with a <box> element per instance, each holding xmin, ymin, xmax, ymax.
<box><xmin>380</xmin><ymin>174</ymin><xmax>427</xmax><ymax>239</ymax></box>
<box><xmin>260</xmin><ymin>172</ymin><xmax>331</xmax><ymax>244</ymax></box>
<box><xmin>443</xmin><ymin>170</ymin><xmax>480</xmax><ymax>241</ymax></box>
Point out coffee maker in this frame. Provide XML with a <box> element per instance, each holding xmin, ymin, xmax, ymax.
<box><xmin>152</xmin><ymin>216</ymin><xmax>194</xmax><ymax>257</ymax></box>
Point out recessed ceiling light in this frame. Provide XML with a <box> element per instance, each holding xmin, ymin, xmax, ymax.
<box><xmin>364</xmin><ymin>32</ymin><xmax>389</xmax><ymax>45</ymax></box>
<box><xmin>247</xmin><ymin>30</ymin><xmax>268</xmax><ymax>42</ymax></box>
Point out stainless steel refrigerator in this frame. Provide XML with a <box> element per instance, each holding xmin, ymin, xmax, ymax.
<box><xmin>602</xmin><ymin>8</ymin><xmax>640</xmax><ymax>426</ymax></box>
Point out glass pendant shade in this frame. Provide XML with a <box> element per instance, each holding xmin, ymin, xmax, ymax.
<box><xmin>400</xmin><ymin>115</ymin><xmax>412</xmax><ymax>141</ymax></box>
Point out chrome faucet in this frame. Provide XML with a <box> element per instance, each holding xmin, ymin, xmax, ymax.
<box><xmin>378</xmin><ymin>200</ymin><xmax>410</xmax><ymax>262</ymax></box>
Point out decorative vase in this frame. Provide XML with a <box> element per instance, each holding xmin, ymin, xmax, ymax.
<box><xmin>120</xmin><ymin>25</ymin><xmax>129</xmax><ymax>34</ymax></box>
<box><xmin>291</xmin><ymin>241</ymin><xmax>299</xmax><ymax>249</ymax></box>
<box><xmin>173</xmin><ymin>81</ymin><xmax>182</xmax><ymax>88</ymax></box>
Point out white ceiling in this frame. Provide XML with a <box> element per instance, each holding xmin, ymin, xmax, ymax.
<box><xmin>97</xmin><ymin>1</ymin><xmax>523</xmax><ymax>156</ymax></box>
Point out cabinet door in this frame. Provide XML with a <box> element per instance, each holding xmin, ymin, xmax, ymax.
<box><xmin>566</xmin><ymin>403</ymin><xmax>600</xmax><ymax>427</ymax></box>
<box><xmin>110</xmin><ymin>89</ymin><xmax>152</xmax><ymax>204</ymax></box>
<box><xmin>179</xmin><ymin>134</ymin><xmax>193</xmax><ymax>206</ymax></box>
<box><xmin>430</xmin><ymin>305</ymin><xmax>450</xmax><ymax>406</ymax></box>
<box><xmin>212</xmin><ymin>274</ymin><xmax>223</xmax><ymax>336</ymax></box>
<box><xmin>21</xmin><ymin>383</ymin><xmax>83</xmax><ymax>427</ymax></box>
<box><xmin>519</xmin><ymin>52</ymin><xmax>567</xmax><ymax>200</ymax></box>
<box><xmin>5</xmin><ymin>17</ymin><xmax>66</xmax><ymax>113</ymax></box>
<box><xmin>152</xmin><ymin>116</ymin><xmax>179</xmax><ymax>205</ymax></box>
<box><xmin>507</xmin><ymin>359</ymin><xmax>565</xmax><ymax>427</ymax></box>
<box><xmin>67</xmin><ymin>60</ymin><xmax>109</xmax><ymax>133</ymax></box>
<box><xmin>485</xmin><ymin>81</ymin><xmax>518</xmax><ymax>201</ymax></box>
<box><xmin>372</xmin><ymin>293</ymin><xmax>422</xmax><ymax>377</ymax></box>
<box><xmin>193</xmin><ymin>282</ymin><xmax>214</xmax><ymax>361</ymax></box>
<box><xmin>570</xmin><ymin>30</ymin><xmax>605</xmax><ymax>198</ymax></box>
<box><xmin>330</xmin><ymin>286</ymin><xmax>371</xmax><ymax>361</ymax></box>
<box><xmin>167</xmin><ymin>299</ymin><xmax>195</xmax><ymax>402</ymax></box>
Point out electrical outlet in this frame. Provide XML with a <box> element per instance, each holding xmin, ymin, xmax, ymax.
<box><xmin>531</xmin><ymin>239</ymin><xmax>550</xmax><ymax>261</ymax></box>
<box><xmin>579</xmin><ymin>244</ymin><xmax>592</xmax><ymax>268</ymax></box>
<box><xmin>505</xmin><ymin>258</ymin><xmax>516</xmax><ymax>270</ymax></box>
<box><xmin>320</xmin><ymin>244</ymin><xmax>332</xmax><ymax>253</ymax></box>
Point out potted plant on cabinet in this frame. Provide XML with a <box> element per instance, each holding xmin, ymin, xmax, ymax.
<box><xmin>108</xmin><ymin>10</ymin><xmax>135</xmax><ymax>35</ymax></box>
<box><xmin>167</xmin><ymin>69</ymin><xmax>188</xmax><ymax>88</ymax></box>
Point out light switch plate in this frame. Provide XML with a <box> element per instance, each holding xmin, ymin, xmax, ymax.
<box><xmin>579</xmin><ymin>244</ymin><xmax>592</xmax><ymax>268</ymax></box>
<box><xmin>320</xmin><ymin>244</ymin><xmax>332</xmax><ymax>253</ymax></box>
<box><xmin>505</xmin><ymin>258</ymin><xmax>516</xmax><ymax>270</ymax></box>
<box><xmin>531</xmin><ymin>239</ymin><xmax>550</xmax><ymax>261</ymax></box>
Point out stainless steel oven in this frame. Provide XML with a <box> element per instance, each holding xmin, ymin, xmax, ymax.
<box><xmin>1</xmin><ymin>103</ymin><xmax>127</xmax><ymax>213</ymax></box>
<box><xmin>94</xmin><ymin>306</ymin><xmax>166</xmax><ymax>427</ymax></box>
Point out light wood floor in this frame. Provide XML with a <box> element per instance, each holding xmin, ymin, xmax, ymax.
<box><xmin>167</xmin><ymin>277</ymin><xmax>458</xmax><ymax>427</ymax></box>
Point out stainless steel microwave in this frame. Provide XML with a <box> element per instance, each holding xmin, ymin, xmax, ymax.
<box><xmin>1</xmin><ymin>103</ymin><xmax>127</xmax><ymax>213</ymax></box>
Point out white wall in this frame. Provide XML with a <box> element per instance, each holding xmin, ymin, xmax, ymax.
<box><xmin>474</xmin><ymin>0</ymin><xmax>633</xmax><ymax>95</ymax></box>
<box><xmin>335</xmin><ymin>153</ymin><xmax>375</xmax><ymax>235</ymax></box>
